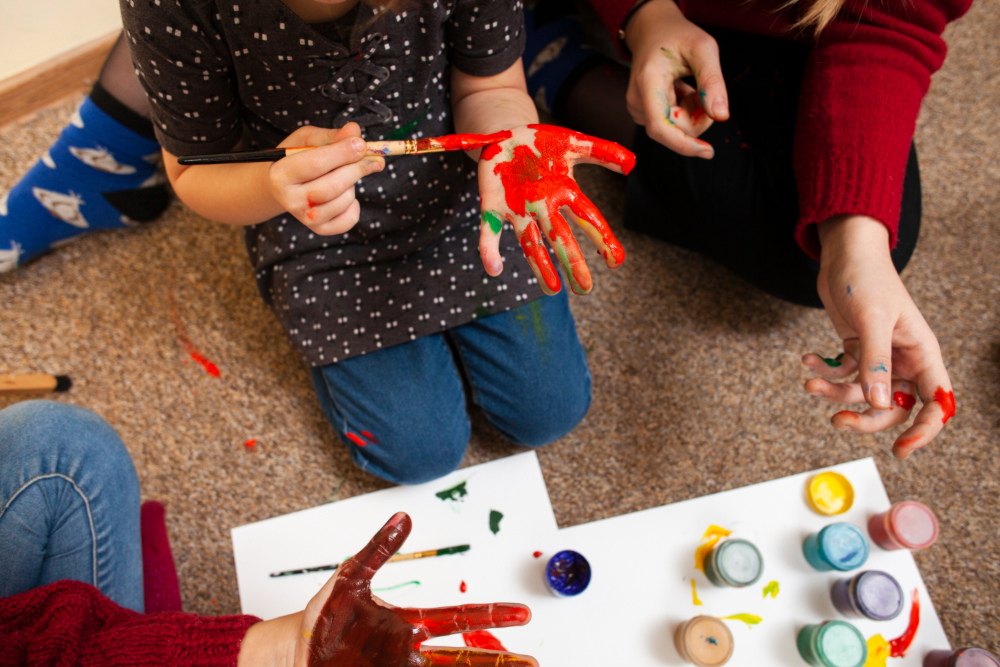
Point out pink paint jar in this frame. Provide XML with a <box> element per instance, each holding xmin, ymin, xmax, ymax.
<box><xmin>868</xmin><ymin>501</ymin><xmax>939</xmax><ymax>551</ymax></box>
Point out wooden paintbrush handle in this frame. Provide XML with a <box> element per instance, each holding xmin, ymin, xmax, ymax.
<box><xmin>0</xmin><ymin>374</ymin><xmax>62</xmax><ymax>394</ymax></box>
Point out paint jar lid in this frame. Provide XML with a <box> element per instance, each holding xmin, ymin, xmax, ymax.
<box><xmin>853</xmin><ymin>571</ymin><xmax>904</xmax><ymax>621</ymax></box>
<box><xmin>819</xmin><ymin>523</ymin><xmax>869</xmax><ymax>571</ymax></box>
<box><xmin>888</xmin><ymin>501</ymin><xmax>939</xmax><ymax>549</ymax></box>
<box><xmin>814</xmin><ymin>621</ymin><xmax>868</xmax><ymax>667</ymax></box>
<box><xmin>952</xmin><ymin>648</ymin><xmax>1000</xmax><ymax>667</ymax></box>
<box><xmin>808</xmin><ymin>472</ymin><xmax>855</xmax><ymax>515</ymax></box>
<box><xmin>545</xmin><ymin>550</ymin><xmax>591</xmax><ymax>596</ymax></box>
<box><xmin>677</xmin><ymin>616</ymin><xmax>734</xmax><ymax>667</ymax></box>
<box><xmin>713</xmin><ymin>539</ymin><xmax>763</xmax><ymax>587</ymax></box>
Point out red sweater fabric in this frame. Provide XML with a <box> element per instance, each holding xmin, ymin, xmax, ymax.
<box><xmin>0</xmin><ymin>580</ymin><xmax>260</xmax><ymax>667</ymax></box>
<box><xmin>590</xmin><ymin>0</ymin><xmax>972</xmax><ymax>259</ymax></box>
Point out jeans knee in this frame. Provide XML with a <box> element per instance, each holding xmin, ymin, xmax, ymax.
<box><xmin>503</xmin><ymin>373</ymin><xmax>592</xmax><ymax>448</ymax></box>
<box><xmin>348</xmin><ymin>418</ymin><xmax>470</xmax><ymax>485</ymax></box>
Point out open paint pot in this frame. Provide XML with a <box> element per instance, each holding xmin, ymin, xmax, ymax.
<box><xmin>924</xmin><ymin>648</ymin><xmax>1000</xmax><ymax>667</ymax></box>
<box><xmin>803</xmin><ymin>523</ymin><xmax>869</xmax><ymax>572</ymax></box>
<box><xmin>675</xmin><ymin>615</ymin><xmax>734</xmax><ymax>666</ymax></box>
<box><xmin>830</xmin><ymin>570</ymin><xmax>904</xmax><ymax>621</ymax></box>
<box><xmin>703</xmin><ymin>539</ymin><xmax>764</xmax><ymax>588</ymax></box>
<box><xmin>868</xmin><ymin>501</ymin><xmax>939</xmax><ymax>551</ymax></box>
<box><xmin>797</xmin><ymin>620</ymin><xmax>868</xmax><ymax>667</ymax></box>
<box><xmin>544</xmin><ymin>550</ymin><xmax>591</xmax><ymax>597</ymax></box>
<box><xmin>807</xmin><ymin>471</ymin><xmax>855</xmax><ymax>515</ymax></box>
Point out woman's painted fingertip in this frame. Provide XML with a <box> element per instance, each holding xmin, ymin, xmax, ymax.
<box><xmin>351</xmin><ymin>137</ymin><xmax>366</xmax><ymax>153</ymax></box>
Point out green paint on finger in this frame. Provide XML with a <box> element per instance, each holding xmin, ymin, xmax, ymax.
<box><xmin>489</xmin><ymin>510</ymin><xmax>504</xmax><ymax>535</ymax></box>
<box><xmin>384</xmin><ymin>118</ymin><xmax>420</xmax><ymax>141</ymax></box>
<box><xmin>820</xmin><ymin>353</ymin><xmax>844</xmax><ymax>367</ymax></box>
<box><xmin>436</xmin><ymin>481</ymin><xmax>468</xmax><ymax>502</ymax></box>
<box><xmin>482</xmin><ymin>210</ymin><xmax>504</xmax><ymax>235</ymax></box>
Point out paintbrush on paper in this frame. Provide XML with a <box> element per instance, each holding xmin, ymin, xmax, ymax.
<box><xmin>269</xmin><ymin>544</ymin><xmax>470</xmax><ymax>578</ymax></box>
<box><xmin>177</xmin><ymin>130</ymin><xmax>513</xmax><ymax>166</ymax></box>
<box><xmin>0</xmin><ymin>374</ymin><xmax>72</xmax><ymax>395</ymax></box>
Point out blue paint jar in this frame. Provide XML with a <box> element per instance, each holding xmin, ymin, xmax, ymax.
<box><xmin>545</xmin><ymin>550</ymin><xmax>591</xmax><ymax>597</ymax></box>
<box><xmin>831</xmin><ymin>570</ymin><xmax>904</xmax><ymax>621</ymax></box>
<box><xmin>797</xmin><ymin>620</ymin><xmax>868</xmax><ymax>667</ymax></box>
<box><xmin>803</xmin><ymin>523</ymin><xmax>869</xmax><ymax>572</ymax></box>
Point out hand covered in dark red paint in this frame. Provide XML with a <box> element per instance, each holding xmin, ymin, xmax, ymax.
<box><xmin>298</xmin><ymin>513</ymin><xmax>537</xmax><ymax>667</ymax></box>
<box><xmin>477</xmin><ymin>124</ymin><xmax>635</xmax><ymax>296</ymax></box>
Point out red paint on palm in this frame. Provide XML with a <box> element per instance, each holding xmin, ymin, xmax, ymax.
<box><xmin>933</xmin><ymin>387</ymin><xmax>955</xmax><ymax>424</ymax></box>
<box><xmin>889</xmin><ymin>590</ymin><xmax>919</xmax><ymax>657</ymax></box>
<box><xmin>417</xmin><ymin>131</ymin><xmax>513</xmax><ymax>153</ymax></box>
<box><xmin>463</xmin><ymin>630</ymin><xmax>507</xmax><ymax>651</ymax></box>
<box><xmin>487</xmin><ymin>125</ymin><xmax>631</xmax><ymax>295</ymax></box>
<box><xmin>893</xmin><ymin>392</ymin><xmax>916</xmax><ymax>410</ymax></box>
<box><xmin>308</xmin><ymin>513</ymin><xmax>536</xmax><ymax>667</ymax></box>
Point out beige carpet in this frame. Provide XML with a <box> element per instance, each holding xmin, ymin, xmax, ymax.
<box><xmin>1</xmin><ymin>0</ymin><xmax>997</xmax><ymax>653</ymax></box>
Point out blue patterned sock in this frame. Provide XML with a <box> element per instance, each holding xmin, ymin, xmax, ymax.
<box><xmin>0</xmin><ymin>92</ymin><xmax>168</xmax><ymax>272</ymax></box>
<box><xmin>523</xmin><ymin>6</ymin><xmax>606</xmax><ymax>116</ymax></box>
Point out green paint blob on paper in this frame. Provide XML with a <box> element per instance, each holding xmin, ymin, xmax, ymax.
<box><xmin>436</xmin><ymin>481</ymin><xmax>468</xmax><ymax>502</ymax></box>
<box><xmin>373</xmin><ymin>580</ymin><xmax>421</xmax><ymax>592</ymax></box>
<box><xmin>721</xmin><ymin>613</ymin><xmax>762</xmax><ymax>627</ymax></box>
<box><xmin>385</xmin><ymin>118</ymin><xmax>420</xmax><ymax>141</ymax></box>
<box><xmin>763</xmin><ymin>581</ymin><xmax>780</xmax><ymax>598</ymax></box>
<box><xmin>489</xmin><ymin>510</ymin><xmax>504</xmax><ymax>535</ymax></box>
<box><xmin>482</xmin><ymin>210</ymin><xmax>504</xmax><ymax>235</ymax></box>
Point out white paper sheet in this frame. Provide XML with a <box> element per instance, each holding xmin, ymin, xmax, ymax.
<box><xmin>232</xmin><ymin>451</ymin><xmax>558</xmax><ymax>619</ymax></box>
<box><xmin>469</xmin><ymin>458</ymin><xmax>949</xmax><ymax>665</ymax></box>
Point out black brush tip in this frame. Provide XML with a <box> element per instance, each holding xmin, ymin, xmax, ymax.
<box><xmin>53</xmin><ymin>375</ymin><xmax>72</xmax><ymax>392</ymax></box>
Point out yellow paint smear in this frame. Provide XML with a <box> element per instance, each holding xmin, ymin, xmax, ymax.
<box><xmin>807</xmin><ymin>472</ymin><xmax>854</xmax><ymax>515</ymax></box>
<box><xmin>691</xmin><ymin>579</ymin><xmax>703</xmax><ymax>606</ymax></box>
<box><xmin>720</xmin><ymin>613</ymin><xmax>762</xmax><ymax>627</ymax></box>
<box><xmin>694</xmin><ymin>525</ymin><xmax>732</xmax><ymax>573</ymax></box>
<box><xmin>863</xmin><ymin>635</ymin><xmax>891</xmax><ymax>667</ymax></box>
<box><xmin>762</xmin><ymin>580</ymin><xmax>780</xmax><ymax>598</ymax></box>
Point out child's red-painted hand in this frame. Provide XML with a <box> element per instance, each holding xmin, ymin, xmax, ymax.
<box><xmin>296</xmin><ymin>513</ymin><xmax>537</xmax><ymax>667</ymax></box>
<box><xmin>801</xmin><ymin>216</ymin><xmax>955</xmax><ymax>458</ymax></box>
<box><xmin>268</xmin><ymin>122</ymin><xmax>384</xmax><ymax>235</ymax></box>
<box><xmin>477</xmin><ymin>124</ymin><xmax>635</xmax><ymax>296</ymax></box>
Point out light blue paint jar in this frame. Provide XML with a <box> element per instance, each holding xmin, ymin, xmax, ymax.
<box><xmin>803</xmin><ymin>523</ymin><xmax>869</xmax><ymax>572</ymax></box>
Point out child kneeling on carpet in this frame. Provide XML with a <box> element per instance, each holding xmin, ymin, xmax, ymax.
<box><xmin>119</xmin><ymin>0</ymin><xmax>633</xmax><ymax>484</ymax></box>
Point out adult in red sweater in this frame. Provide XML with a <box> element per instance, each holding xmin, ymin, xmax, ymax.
<box><xmin>526</xmin><ymin>0</ymin><xmax>966</xmax><ymax>455</ymax></box>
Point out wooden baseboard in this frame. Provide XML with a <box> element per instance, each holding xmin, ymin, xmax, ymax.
<box><xmin>0</xmin><ymin>30</ymin><xmax>120</xmax><ymax>128</ymax></box>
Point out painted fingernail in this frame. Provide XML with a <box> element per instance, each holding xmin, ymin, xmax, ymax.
<box><xmin>713</xmin><ymin>99</ymin><xmax>728</xmax><ymax>117</ymax></box>
<box><xmin>351</xmin><ymin>137</ymin><xmax>366</xmax><ymax>152</ymax></box>
<box><xmin>699</xmin><ymin>148</ymin><xmax>714</xmax><ymax>160</ymax></box>
<box><xmin>870</xmin><ymin>382</ymin><xmax>890</xmax><ymax>409</ymax></box>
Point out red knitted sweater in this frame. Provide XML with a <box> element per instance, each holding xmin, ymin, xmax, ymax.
<box><xmin>589</xmin><ymin>0</ymin><xmax>972</xmax><ymax>259</ymax></box>
<box><xmin>0</xmin><ymin>580</ymin><xmax>260</xmax><ymax>666</ymax></box>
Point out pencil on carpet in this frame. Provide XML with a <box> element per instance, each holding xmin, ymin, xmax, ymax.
<box><xmin>0</xmin><ymin>374</ymin><xmax>72</xmax><ymax>394</ymax></box>
<box><xmin>269</xmin><ymin>544</ymin><xmax>470</xmax><ymax>578</ymax></box>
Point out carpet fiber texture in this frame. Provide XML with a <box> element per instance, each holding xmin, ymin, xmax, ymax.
<box><xmin>1</xmin><ymin>1</ymin><xmax>997</xmax><ymax>653</ymax></box>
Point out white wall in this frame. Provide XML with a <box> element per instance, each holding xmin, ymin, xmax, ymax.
<box><xmin>0</xmin><ymin>0</ymin><xmax>122</xmax><ymax>81</ymax></box>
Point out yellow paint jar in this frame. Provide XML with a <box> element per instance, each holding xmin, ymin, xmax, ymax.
<box><xmin>808</xmin><ymin>472</ymin><xmax>855</xmax><ymax>515</ymax></box>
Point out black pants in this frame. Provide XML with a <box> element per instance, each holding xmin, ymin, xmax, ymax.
<box><xmin>623</xmin><ymin>29</ymin><xmax>922</xmax><ymax>308</ymax></box>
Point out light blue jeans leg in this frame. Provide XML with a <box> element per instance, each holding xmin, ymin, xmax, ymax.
<box><xmin>0</xmin><ymin>400</ymin><xmax>143</xmax><ymax>612</ymax></box>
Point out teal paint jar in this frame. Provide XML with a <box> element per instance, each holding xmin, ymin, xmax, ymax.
<box><xmin>703</xmin><ymin>539</ymin><xmax>764</xmax><ymax>588</ymax></box>
<box><xmin>803</xmin><ymin>523</ymin><xmax>869</xmax><ymax>572</ymax></box>
<box><xmin>797</xmin><ymin>620</ymin><xmax>868</xmax><ymax>667</ymax></box>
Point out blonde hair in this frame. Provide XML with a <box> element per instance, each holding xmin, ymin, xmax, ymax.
<box><xmin>782</xmin><ymin>0</ymin><xmax>849</xmax><ymax>34</ymax></box>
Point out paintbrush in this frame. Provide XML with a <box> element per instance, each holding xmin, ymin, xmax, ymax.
<box><xmin>177</xmin><ymin>131</ymin><xmax>511</xmax><ymax>165</ymax></box>
<box><xmin>269</xmin><ymin>543</ymin><xmax>470</xmax><ymax>578</ymax></box>
<box><xmin>0</xmin><ymin>374</ymin><xmax>72</xmax><ymax>395</ymax></box>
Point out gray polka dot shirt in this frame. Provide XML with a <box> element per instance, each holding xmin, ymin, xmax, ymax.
<box><xmin>122</xmin><ymin>0</ymin><xmax>544</xmax><ymax>366</ymax></box>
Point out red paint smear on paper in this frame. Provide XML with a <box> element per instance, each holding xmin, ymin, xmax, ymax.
<box><xmin>169</xmin><ymin>295</ymin><xmax>221</xmax><ymax>378</ymax></box>
<box><xmin>416</xmin><ymin>131</ymin><xmax>512</xmax><ymax>154</ymax></box>
<box><xmin>889</xmin><ymin>589</ymin><xmax>919</xmax><ymax>657</ymax></box>
<box><xmin>462</xmin><ymin>630</ymin><xmax>506</xmax><ymax>651</ymax></box>
<box><xmin>934</xmin><ymin>387</ymin><xmax>956</xmax><ymax>424</ymax></box>
<box><xmin>345</xmin><ymin>432</ymin><xmax>367</xmax><ymax>447</ymax></box>
<box><xmin>533</xmin><ymin>551</ymin><xmax>543</xmax><ymax>559</ymax></box>
<box><xmin>243</xmin><ymin>439</ymin><xmax>257</xmax><ymax>451</ymax></box>
<box><xmin>459</xmin><ymin>581</ymin><xmax>467</xmax><ymax>593</ymax></box>
<box><xmin>894</xmin><ymin>392</ymin><xmax>916</xmax><ymax>410</ymax></box>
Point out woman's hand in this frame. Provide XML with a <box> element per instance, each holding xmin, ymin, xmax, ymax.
<box><xmin>622</xmin><ymin>0</ymin><xmax>728</xmax><ymax>158</ymax></box>
<box><xmin>802</xmin><ymin>216</ymin><xmax>955</xmax><ymax>458</ymax></box>
<box><xmin>478</xmin><ymin>124</ymin><xmax>635</xmax><ymax>295</ymax></box>
<box><xmin>239</xmin><ymin>513</ymin><xmax>538</xmax><ymax>667</ymax></box>
<box><xmin>268</xmin><ymin>122</ymin><xmax>384</xmax><ymax>235</ymax></box>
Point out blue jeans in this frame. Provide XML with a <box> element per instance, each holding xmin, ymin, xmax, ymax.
<box><xmin>311</xmin><ymin>290</ymin><xmax>592</xmax><ymax>484</ymax></box>
<box><xmin>0</xmin><ymin>401</ymin><xmax>143</xmax><ymax>612</ymax></box>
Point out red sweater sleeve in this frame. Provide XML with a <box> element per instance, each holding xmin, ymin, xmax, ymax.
<box><xmin>792</xmin><ymin>0</ymin><xmax>971</xmax><ymax>259</ymax></box>
<box><xmin>0</xmin><ymin>580</ymin><xmax>261</xmax><ymax>667</ymax></box>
